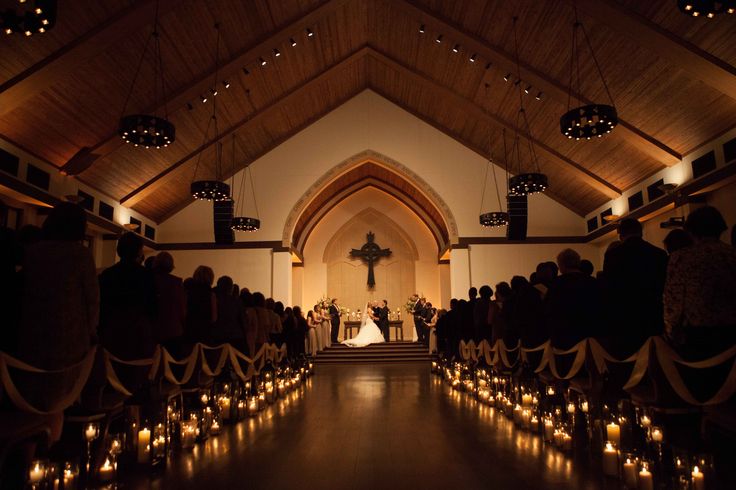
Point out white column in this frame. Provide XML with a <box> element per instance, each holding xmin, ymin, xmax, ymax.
<box><xmin>449</xmin><ymin>247</ymin><xmax>471</xmax><ymax>300</ymax></box>
<box><xmin>271</xmin><ymin>250</ymin><xmax>292</xmax><ymax>306</ymax></box>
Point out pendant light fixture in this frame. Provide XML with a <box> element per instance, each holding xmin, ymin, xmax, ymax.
<box><xmin>479</xmin><ymin>86</ymin><xmax>508</xmax><ymax>228</ymax></box>
<box><xmin>229</xmin><ymin>136</ymin><xmax>261</xmax><ymax>232</ymax></box>
<box><xmin>560</xmin><ymin>6</ymin><xmax>618</xmax><ymax>141</ymax></box>
<box><xmin>191</xmin><ymin>23</ymin><xmax>230</xmax><ymax>202</ymax></box>
<box><xmin>507</xmin><ymin>17</ymin><xmax>548</xmax><ymax>196</ymax></box>
<box><xmin>2</xmin><ymin>0</ymin><xmax>57</xmax><ymax>36</ymax></box>
<box><xmin>118</xmin><ymin>0</ymin><xmax>175</xmax><ymax>148</ymax></box>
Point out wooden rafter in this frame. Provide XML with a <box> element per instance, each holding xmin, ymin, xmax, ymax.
<box><xmin>367</xmin><ymin>48</ymin><xmax>622</xmax><ymax>200</ymax></box>
<box><xmin>573</xmin><ymin>0</ymin><xmax>736</xmax><ymax>102</ymax></box>
<box><xmin>120</xmin><ymin>46</ymin><xmax>369</xmax><ymax>208</ymax></box>
<box><xmin>392</xmin><ymin>0</ymin><xmax>682</xmax><ymax>166</ymax></box>
<box><xmin>0</xmin><ymin>0</ymin><xmax>183</xmax><ymax>119</ymax></box>
<box><xmin>87</xmin><ymin>0</ymin><xmax>352</xmax><ymax>161</ymax></box>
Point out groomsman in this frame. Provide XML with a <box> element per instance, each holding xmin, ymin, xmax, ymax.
<box><xmin>379</xmin><ymin>300</ymin><xmax>390</xmax><ymax>342</ymax></box>
<box><xmin>412</xmin><ymin>295</ymin><xmax>427</xmax><ymax>344</ymax></box>
<box><xmin>329</xmin><ymin>298</ymin><xmax>341</xmax><ymax>343</ymax></box>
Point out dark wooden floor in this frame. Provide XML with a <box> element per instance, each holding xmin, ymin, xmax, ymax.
<box><xmin>127</xmin><ymin>364</ymin><xmax>604</xmax><ymax>490</ymax></box>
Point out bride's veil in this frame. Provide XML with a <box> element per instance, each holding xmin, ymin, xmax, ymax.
<box><xmin>360</xmin><ymin>303</ymin><xmax>369</xmax><ymax>327</ymax></box>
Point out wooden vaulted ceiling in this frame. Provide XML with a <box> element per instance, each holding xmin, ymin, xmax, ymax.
<box><xmin>1</xmin><ymin>0</ymin><xmax>735</xmax><ymax>222</ymax></box>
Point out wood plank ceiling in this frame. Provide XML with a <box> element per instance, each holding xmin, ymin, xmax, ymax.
<box><xmin>0</xmin><ymin>0</ymin><xmax>734</xmax><ymax>222</ymax></box>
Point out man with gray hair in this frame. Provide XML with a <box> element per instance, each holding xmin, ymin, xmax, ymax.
<box><xmin>545</xmin><ymin>248</ymin><xmax>601</xmax><ymax>349</ymax></box>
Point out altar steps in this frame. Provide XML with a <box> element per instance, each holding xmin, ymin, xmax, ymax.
<box><xmin>313</xmin><ymin>341</ymin><xmax>435</xmax><ymax>364</ymax></box>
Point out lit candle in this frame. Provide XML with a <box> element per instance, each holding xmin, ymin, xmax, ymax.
<box><xmin>180</xmin><ymin>420</ymin><xmax>197</xmax><ymax>449</ymax></box>
<box><xmin>638</xmin><ymin>464</ymin><xmax>653</xmax><ymax>490</ymax></box>
<box><xmin>651</xmin><ymin>427</ymin><xmax>663</xmax><ymax>443</ymax></box>
<box><xmin>522</xmin><ymin>393</ymin><xmax>533</xmax><ymax>406</ymax></box>
<box><xmin>544</xmin><ymin>419</ymin><xmax>555</xmax><ymax>442</ymax></box>
<box><xmin>248</xmin><ymin>396</ymin><xmax>259</xmax><ymax>416</ymax></box>
<box><xmin>691</xmin><ymin>466</ymin><xmax>705</xmax><ymax>490</ymax></box>
<box><xmin>98</xmin><ymin>458</ymin><xmax>114</xmax><ymax>482</ymax></box>
<box><xmin>581</xmin><ymin>401</ymin><xmax>589</xmax><ymax>413</ymax></box>
<box><xmin>562</xmin><ymin>432</ymin><xmax>572</xmax><ymax>450</ymax></box>
<box><xmin>567</xmin><ymin>402</ymin><xmax>576</xmax><ymax>414</ymax></box>
<box><xmin>84</xmin><ymin>423</ymin><xmax>98</xmax><ymax>441</ymax></box>
<box><xmin>606</xmin><ymin>422</ymin><xmax>621</xmax><ymax>447</ymax></box>
<box><xmin>521</xmin><ymin>409</ymin><xmax>531</xmax><ymax>429</ymax></box>
<box><xmin>220</xmin><ymin>396</ymin><xmax>231</xmax><ymax>420</ymax></box>
<box><xmin>623</xmin><ymin>457</ymin><xmax>638</xmax><ymax>489</ymax></box>
<box><xmin>513</xmin><ymin>404</ymin><xmax>522</xmax><ymax>424</ymax></box>
<box><xmin>640</xmin><ymin>415</ymin><xmax>651</xmax><ymax>428</ymax></box>
<box><xmin>602</xmin><ymin>442</ymin><xmax>619</xmax><ymax>477</ymax></box>
<box><xmin>29</xmin><ymin>461</ymin><xmax>45</xmax><ymax>484</ymax></box>
<box><xmin>137</xmin><ymin>428</ymin><xmax>151</xmax><ymax>464</ymax></box>
<box><xmin>530</xmin><ymin>416</ymin><xmax>539</xmax><ymax>432</ymax></box>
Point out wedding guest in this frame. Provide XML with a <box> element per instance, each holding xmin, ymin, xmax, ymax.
<box><xmin>473</xmin><ymin>285</ymin><xmax>493</xmax><ymax>341</ymax></box>
<box><xmin>664</xmin><ymin>206</ymin><xmax>736</xmax><ymax>357</ymax></box>
<box><xmin>265</xmin><ymin>298</ymin><xmax>283</xmax><ymax>344</ymax></box>
<box><xmin>213</xmin><ymin>275</ymin><xmax>246</xmax><ymax>348</ymax></box>
<box><xmin>18</xmin><ymin>203</ymin><xmax>99</xmax><ymax>368</ymax></box>
<box><xmin>184</xmin><ymin>265</ymin><xmax>217</xmax><ymax>345</ymax></box>
<box><xmin>252</xmin><ymin>292</ymin><xmax>272</xmax><ymax>353</ymax></box>
<box><xmin>533</xmin><ymin>262</ymin><xmax>556</xmax><ymax>298</ymax></box>
<box><xmin>545</xmin><ymin>248</ymin><xmax>601</xmax><ymax>349</ymax></box>
<box><xmin>282</xmin><ymin>307</ymin><xmax>298</xmax><ymax>358</ymax></box>
<box><xmin>579</xmin><ymin>259</ymin><xmax>594</xmax><ymax>277</ymax></box>
<box><xmin>493</xmin><ymin>282</ymin><xmax>512</xmax><ymax>343</ymax></box>
<box><xmin>435</xmin><ymin>306</ymin><xmax>451</xmax><ymax>354</ymax></box>
<box><xmin>152</xmin><ymin>252</ymin><xmax>186</xmax><ymax>353</ymax></box>
<box><xmin>509</xmin><ymin>275</ymin><xmax>545</xmax><ymax>348</ymax></box>
<box><xmin>232</xmin><ymin>283</ymin><xmax>240</xmax><ymax>297</ymax></box>
<box><xmin>292</xmin><ymin>306</ymin><xmax>308</xmax><ymax>357</ymax></box>
<box><xmin>144</xmin><ymin>255</ymin><xmax>155</xmax><ymax>270</ymax></box>
<box><xmin>240</xmin><ymin>290</ymin><xmax>259</xmax><ymax>356</ymax></box>
<box><xmin>98</xmin><ymin>232</ymin><xmax>156</xmax><ymax>359</ymax></box>
<box><xmin>603</xmin><ymin>218</ymin><xmax>668</xmax><ymax>352</ymax></box>
<box><xmin>663</xmin><ymin>228</ymin><xmax>693</xmax><ymax>255</ymax></box>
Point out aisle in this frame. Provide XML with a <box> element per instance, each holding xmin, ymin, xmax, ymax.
<box><xmin>129</xmin><ymin>364</ymin><xmax>601</xmax><ymax>490</ymax></box>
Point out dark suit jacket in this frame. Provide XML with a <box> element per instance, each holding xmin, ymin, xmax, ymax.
<box><xmin>545</xmin><ymin>272</ymin><xmax>602</xmax><ymax>350</ymax></box>
<box><xmin>378</xmin><ymin>306</ymin><xmax>390</xmax><ymax>330</ymax></box>
<box><xmin>329</xmin><ymin>304</ymin><xmax>340</xmax><ymax>325</ymax></box>
<box><xmin>603</xmin><ymin>237</ymin><xmax>668</xmax><ymax>349</ymax></box>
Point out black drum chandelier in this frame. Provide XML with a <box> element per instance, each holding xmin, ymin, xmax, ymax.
<box><xmin>2</xmin><ymin>0</ymin><xmax>56</xmax><ymax>36</ymax></box>
<box><xmin>118</xmin><ymin>0</ymin><xmax>175</xmax><ymax>148</ymax></box>
<box><xmin>560</xmin><ymin>9</ymin><xmax>618</xmax><ymax>141</ymax></box>
<box><xmin>478</xmin><ymin>87</ymin><xmax>508</xmax><ymax>228</ymax></box>
<box><xmin>678</xmin><ymin>0</ymin><xmax>735</xmax><ymax>17</ymax></box>
<box><xmin>229</xmin><ymin>136</ymin><xmax>261</xmax><ymax>232</ymax></box>
<box><xmin>191</xmin><ymin>24</ymin><xmax>230</xmax><ymax>202</ymax></box>
<box><xmin>507</xmin><ymin>17</ymin><xmax>548</xmax><ymax>197</ymax></box>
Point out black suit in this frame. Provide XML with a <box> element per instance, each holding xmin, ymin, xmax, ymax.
<box><xmin>412</xmin><ymin>300</ymin><xmax>426</xmax><ymax>343</ymax></box>
<box><xmin>378</xmin><ymin>306</ymin><xmax>390</xmax><ymax>342</ymax></box>
<box><xmin>603</xmin><ymin>237</ymin><xmax>668</xmax><ymax>354</ymax></box>
<box><xmin>329</xmin><ymin>303</ymin><xmax>341</xmax><ymax>342</ymax></box>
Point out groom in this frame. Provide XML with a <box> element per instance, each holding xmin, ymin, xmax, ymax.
<box><xmin>329</xmin><ymin>298</ymin><xmax>341</xmax><ymax>343</ymax></box>
<box><xmin>378</xmin><ymin>300</ymin><xmax>390</xmax><ymax>342</ymax></box>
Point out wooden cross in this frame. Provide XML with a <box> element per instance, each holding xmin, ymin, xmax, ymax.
<box><xmin>350</xmin><ymin>232</ymin><xmax>392</xmax><ymax>288</ymax></box>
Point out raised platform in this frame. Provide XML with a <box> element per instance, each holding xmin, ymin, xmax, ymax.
<box><xmin>314</xmin><ymin>341</ymin><xmax>434</xmax><ymax>364</ymax></box>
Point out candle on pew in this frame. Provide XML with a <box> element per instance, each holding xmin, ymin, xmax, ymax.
<box><xmin>137</xmin><ymin>428</ymin><xmax>151</xmax><ymax>464</ymax></box>
<box><xmin>623</xmin><ymin>457</ymin><xmax>638</xmax><ymax>489</ymax></box>
<box><xmin>98</xmin><ymin>458</ymin><xmax>114</xmax><ymax>482</ymax></box>
<box><xmin>602</xmin><ymin>442</ymin><xmax>618</xmax><ymax>477</ymax></box>
<box><xmin>691</xmin><ymin>466</ymin><xmax>705</xmax><ymax>490</ymax></box>
<box><xmin>606</xmin><ymin>422</ymin><xmax>621</xmax><ymax>447</ymax></box>
<box><xmin>638</xmin><ymin>463</ymin><xmax>653</xmax><ymax>490</ymax></box>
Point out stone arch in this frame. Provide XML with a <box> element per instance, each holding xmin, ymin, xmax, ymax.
<box><xmin>282</xmin><ymin>149</ymin><xmax>458</xmax><ymax>256</ymax></box>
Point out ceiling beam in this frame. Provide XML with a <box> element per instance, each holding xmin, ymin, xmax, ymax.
<box><xmin>573</xmin><ymin>0</ymin><xmax>736</xmax><ymax>102</ymax></box>
<box><xmin>0</xmin><ymin>0</ymin><xmax>183</xmax><ymax>119</ymax></box>
<box><xmin>87</xmin><ymin>0</ymin><xmax>353</xmax><ymax>161</ymax></box>
<box><xmin>120</xmin><ymin>47</ymin><xmax>369</xmax><ymax>207</ymax></box>
<box><xmin>368</xmin><ymin>48</ymin><xmax>622</xmax><ymax>200</ymax></box>
<box><xmin>393</xmin><ymin>0</ymin><xmax>682</xmax><ymax>166</ymax></box>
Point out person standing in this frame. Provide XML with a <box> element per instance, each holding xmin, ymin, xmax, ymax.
<box><xmin>329</xmin><ymin>298</ymin><xmax>341</xmax><ymax>343</ymax></box>
<box><xmin>379</xmin><ymin>300</ymin><xmax>390</xmax><ymax>342</ymax></box>
<box><xmin>412</xmin><ymin>296</ymin><xmax>427</xmax><ymax>344</ymax></box>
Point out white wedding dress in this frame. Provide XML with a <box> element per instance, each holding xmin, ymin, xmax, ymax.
<box><xmin>342</xmin><ymin>303</ymin><xmax>386</xmax><ymax>347</ymax></box>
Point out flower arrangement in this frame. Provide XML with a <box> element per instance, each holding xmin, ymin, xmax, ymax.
<box><xmin>318</xmin><ymin>295</ymin><xmax>332</xmax><ymax>310</ymax></box>
<box><xmin>405</xmin><ymin>294</ymin><xmax>419</xmax><ymax>314</ymax></box>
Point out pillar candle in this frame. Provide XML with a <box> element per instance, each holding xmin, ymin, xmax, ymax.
<box><xmin>562</xmin><ymin>432</ymin><xmax>572</xmax><ymax>451</ymax></box>
<box><xmin>137</xmin><ymin>428</ymin><xmax>151</xmax><ymax>464</ymax></box>
<box><xmin>544</xmin><ymin>419</ymin><xmax>555</xmax><ymax>442</ymax></box>
<box><xmin>691</xmin><ymin>466</ymin><xmax>705</xmax><ymax>490</ymax></box>
<box><xmin>651</xmin><ymin>428</ymin><xmax>663</xmax><ymax>443</ymax></box>
<box><xmin>640</xmin><ymin>415</ymin><xmax>651</xmax><ymax>428</ymax></box>
<box><xmin>84</xmin><ymin>424</ymin><xmax>98</xmax><ymax>441</ymax></box>
<box><xmin>98</xmin><ymin>459</ymin><xmax>114</xmax><ymax>482</ymax></box>
<box><xmin>522</xmin><ymin>394</ymin><xmax>532</xmax><ymax>406</ymax></box>
<box><xmin>521</xmin><ymin>409</ymin><xmax>531</xmax><ymax>429</ymax></box>
<box><xmin>606</xmin><ymin>422</ymin><xmax>621</xmax><ymax>447</ymax></box>
<box><xmin>638</xmin><ymin>466</ymin><xmax>653</xmax><ymax>490</ymax></box>
<box><xmin>581</xmin><ymin>401</ymin><xmax>589</xmax><ymax>413</ymax></box>
<box><xmin>602</xmin><ymin>442</ymin><xmax>619</xmax><ymax>477</ymax></box>
<box><xmin>220</xmin><ymin>397</ymin><xmax>231</xmax><ymax>420</ymax></box>
<box><xmin>567</xmin><ymin>402</ymin><xmax>576</xmax><ymax>414</ymax></box>
<box><xmin>623</xmin><ymin>458</ymin><xmax>638</xmax><ymax>489</ymax></box>
<box><xmin>29</xmin><ymin>462</ymin><xmax>44</xmax><ymax>484</ymax></box>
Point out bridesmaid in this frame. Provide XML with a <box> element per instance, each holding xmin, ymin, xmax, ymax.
<box><xmin>321</xmin><ymin>304</ymin><xmax>332</xmax><ymax>348</ymax></box>
<box><xmin>311</xmin><ymin>304</ymin><xmax>324</xmax><ymax>351</ymax></box>
<box><xmin>306</xmin><ymin>309</ymin><xmax>320</xmax><ymax>356</ymax></box>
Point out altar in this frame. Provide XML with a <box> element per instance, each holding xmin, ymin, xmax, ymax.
<box><xmin>343</xmin><ymin>320</ymin><xmax>405</xmax><ymax>341</ymax></box>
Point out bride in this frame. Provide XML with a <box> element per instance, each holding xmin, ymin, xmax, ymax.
<box><xmin>342</xmin><ymin>302</ymin><xmax>386</xmax><ymax>347</ymax></box>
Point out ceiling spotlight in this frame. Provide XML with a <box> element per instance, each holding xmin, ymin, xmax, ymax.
<box><xmin>259</xmin><ymin>57</ymin><xmax>267</xmax><ymax>66</ymax></box>
<box><xmin>503</xmin><ymin>73</ymin><xmax>511</xmax><ymax>82</ymax></box>
<box><xmin>223</xmin><ymin>80</ymin><xmax>230</xmax><ymax>89</ymax></box>
<box><xmin>419</xmin><ymin>24</ymin><xmax>425</xmax><ymax>34</ymax></box>
<box><xmin>290</xmin><ymin>37</ymin><xmax>296</xmax><ymax>46</ymax></box>
<box><xmin>535</xmin><ymin>91</ymin><xmax>543</xmax><ymax>100</ymax></box>
<box><xmin>469</xmin><ymin>53</ymin><xmax>477</xmax><ymax>62</ymax></box>
<box><xmin>210</xmin><ymin>87</ymin><xmax>218</xmax><ymax>96</ymax></box>
<box><xmin>524</xmin><ymin>85</ymin><xmax>531</xmax><ymax>95</ymax></box>
<box><xmin>273</xmin><ymin>48</ymin><xmax>281</xmax><ymax>57</ymax></box>
<box><xmin>306</xmin><ymin>28</ymin><xmax>314</xmax><ymax>37</ymax></box>
<box><xmin>200</xmin><ymin>95</ymin><xmax>207</xmax><ymax>103</ymax></box>
<box><xmin>435</xmin><ymin>34</ymin><xmax>443</xmax><ymax>43</ymax></box>
<box><xmin>452</xmin><ymin>44</ymin><xmax>460</xmax><ymax>53</ymax></box>
<box><xmin>242</xmin><ymin>67</ymin><xmax>250</xmax><ymax>75</ymax></box>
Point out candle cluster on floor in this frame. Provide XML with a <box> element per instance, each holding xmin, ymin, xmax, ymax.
<box><xmin>431</xmin><ymin>358</ymin><xmax>717</xmax><ymax>489</ymax></box>
<box><xmin>26</xmin><ymin>358</ymin><xmax>314</xmax><ymax>489</ymax></box>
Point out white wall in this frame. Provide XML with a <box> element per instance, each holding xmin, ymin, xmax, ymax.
<box><xmin>158</xmin><ymin>90</ymin><xmax>586</xmax><ymax>244</ymax></box>
<box><xmin>467</xmin><ymin>243</ymin><xmax>600</xmax><ymax>292</ymax></box>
